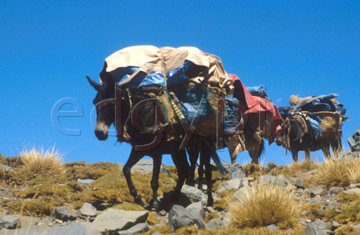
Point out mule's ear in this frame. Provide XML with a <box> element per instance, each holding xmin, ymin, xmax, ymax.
<box><xmin>86</xmin><ymin>76</ymin><xmax>101</xmax><ymax>91</ymax></box>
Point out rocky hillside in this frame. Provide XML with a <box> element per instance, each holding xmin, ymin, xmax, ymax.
<box><xmin>1</xmin><ymin>151</ymin><xmax>360</xmax><ymax>234</ymax></box>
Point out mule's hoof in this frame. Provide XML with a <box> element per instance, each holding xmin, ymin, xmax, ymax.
<box><xmin>151</xmin><ymin>200</ymin><xmax>160</xmax><ymax>212</ymax></box>
<box><xmin>135</xmin><ymin>195</ymin><xmax>147</xmax><ymax>207</ymax></box>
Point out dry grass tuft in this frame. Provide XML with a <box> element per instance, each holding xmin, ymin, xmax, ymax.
<box><xmin>227</xmin><ymin>184</ymin><xmax>300</xmax><ymax>229</ymax></box>
<box><xmin>20</xmin><ymin>146</ymin><xmax>64</xmax><ymax>178</ymax></box>
<box><xmin>243</xmin><ymin>163</ymin><xmax>268</xmax><ymax>178</ymax></box>
<box><xmin>311</xmin><ymin>158</ymin><xmax>360</xmax><ymax>188</ymax></box>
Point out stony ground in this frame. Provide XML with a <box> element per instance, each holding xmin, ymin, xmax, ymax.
<box><xmin>2</xmin><ymin>157</ymin><xmax>360</xmax><ymax>235</ymax></box>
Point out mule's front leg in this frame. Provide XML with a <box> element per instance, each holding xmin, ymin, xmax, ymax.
<box><xmin>170</xmin><ymin>150</ymin><xmax>189</xmax><ymax>203</ymax></box>
<box><xmin>202</xmin><ymin>147</ymin><xmax>213</xmax><ymax>206</ymax></box>
<box><xmin>150</xmin><ymin>154</ymin><xmax>162</xmax><ymax>211</ymax></box>
<box><xmin>123</xmin><ymin>148</ymin><xmax>146</xmax><ymax>206</ymax></box>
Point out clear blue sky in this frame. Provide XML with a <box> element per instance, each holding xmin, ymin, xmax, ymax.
<box><xmin>1</xmin><ymin>1</ymin><xmax>359</xmax><ymax>166</ymax></box>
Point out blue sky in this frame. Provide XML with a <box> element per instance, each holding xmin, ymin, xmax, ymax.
<box><xmin>1</xmin><ymin>1</ymin><xmax>359</xmax><ymax>166</ymax></box>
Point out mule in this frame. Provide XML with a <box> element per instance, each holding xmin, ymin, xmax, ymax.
<box><xmin>276</xmin><ymin>109</ymin><xmax>343</xmax><ymax>162</ymax></box>
<box><xmin>88</xmin><ymin>75</ymin><xmax>191</xmax><ymax>210</ymax></box>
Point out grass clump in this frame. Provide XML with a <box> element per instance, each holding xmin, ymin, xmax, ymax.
<box><xmin>324</xmin><ymin>193</ymin><xmax>360</xmax><ymax>224</ymax></box>
<box><xmin>269</xmin><ymin>161</ymin><xmax>319</xmax><ymax>178</ymax></box>
<box><xmin>302</xmin><ymin>203</ymin><xmax>323</xmax><ymax>221</ymax></box>
<box><xmin>243</xmin><ymin>163</ymin><xmax>268</xmax><ymax>178</ymax></box>
<box><xmin>227</xmin><ymin>185</ymin><xmax>300</xmax><ymax>229</ymax></box>
<box><xmin>311</xmin><ymin>158</ymin><xmax>360</xmax><ymax>188</ymax></box>
<box><xmin>64</xmin><ymin>161</ymin><xmax>121</xmax><ymax>180</ymax></box>
<box><xmin>20</xmin><ymin>147</ymin><xmax>64</xmax><ymax>178</ymax></box>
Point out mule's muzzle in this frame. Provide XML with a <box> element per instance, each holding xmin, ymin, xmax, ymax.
<box><xmin>275</xmin><ymin>139</ymin><xmax>282</xmax><ymax>146</ymax></box>
<box><xmin>95</xmin><ymin>122</ymin><xmax>109</xmax><ymax>141</ymax></box>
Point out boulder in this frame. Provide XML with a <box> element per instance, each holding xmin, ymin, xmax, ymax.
<box><xmin>0</xmin><ymin>214</ymin><xmax>20</xmax><ymax>229</ymax></box>
<box><xmin>80</xmin><ymin>203</ymin><xmax>97</xmax><ymax>217</ymax></box>
<box><xmin>92</xmin><ymin>209</ymin><xmax>148</xmax><ymax>233</ymax></box>
<box><xmin>77</xmin><ymin>179</ymin><xmax>94</xmax><ymax>186</ymax></box>
<box><xmin>54</xmin><ymin>207</ymin><xmax>74</xmax><ymax>221</ymax></box>
<box><xmin>0</xmin><ymin>223</ymin><xmax>99</xmax><ymax>235</ymax></box>
<box><xmin>344</xmin><ymin>188</ymin><xmax>360</xmax><ymax>195</ymax></box>
<box><xmin>329</xmin><ymin>187</ymin><xmax>343</xmax><ymax>195</ymax></box>
<box><xmin>168</xmin><ymin>205</ymin><xmax>205</xmax><ymax>232</ymax></box>
<box><xmin>180</xmin><ymin>185</ymin><xmax>206</xmax><ymax>202</ymax></box>
<box><xmin>305</xmin><ymin>186</ymin><xmax>327</xmax><ymax>197</ymax></box>
<box><xmin>118</xmin><ymin>223</ymin><xmax>149</xmax><ymax>235</ymax></box>
<box><xmin>227</xmin><ymin>163</ymin><xmax>246</xmax><ymax>179</ymax></box>
<box><xmin>186</xmin><ymin>202</ymin><xmax>205</xmax><ymax>219</ymax></box>
<box><xmin>256</xmin><ymin>175</ymin><xmax>292</xmax><ymax>187</ymax></box>
<box><xmin>131</xmin><ymin>159</ymin><xmax>171</xmax><ymax>177</ymax></box>
<box><xmin>348</xmin><ymin>127</ymin><xmax>360</xmax><ymax>152</ymax></box>
<box><xmin>205</xmin><ymin>218</ymin><xmax>225</xmax><ymax>230</ymax></box>
<box><xmin>305</xmin><ymin>219</ymin><xmax>332</xmax><ymax>235</ymax></box>
<box><xmin>231</xmin><ymin>186</ymin><xmax>252</xmax><ymax>201</ymax></box>
<box><xmin>215</xmin><ymin>179</ymin><xmax>243</xmax><ymax>194</ymax></box>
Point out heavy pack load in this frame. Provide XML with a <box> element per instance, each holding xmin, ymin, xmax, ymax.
<box><xmin>286</xmin><ymin>94</ymin><xmax>347</xmax><ymax>140</ymax></box>
<box><xmin>223</xmin><ymin>74</ymin><xmax>283</xmax><ymax>161</ymax></box>
<box><xmin>99</xmin><ymin>45</ymin><xmax>241</xmax><ymax>142</ymax></box>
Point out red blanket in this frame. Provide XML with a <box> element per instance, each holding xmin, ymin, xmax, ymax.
<box><xmin>229</xmin><ymin>74</ymin><xmax>283</xmax><ymax>143</ymax></box>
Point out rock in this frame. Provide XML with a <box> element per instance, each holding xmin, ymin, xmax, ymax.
<box><xmin>0</xmin><ymin>214</ymin><xmax>20</xmax><ymax>229</ymax></box>
<box><xmin>256</xmin><ymin>175</ymin><xmax>292</xmax><ymax>187</ymax></box>
<box><xmin>131</xmin><ymin>159</ymin><xmax>171</xmax><ymax>177</ymax></box>
<box><xmin>168</xmin><ymin>205</ymin><xmax>205</xmax><ymax>232</ymax></box>
<box><xmin>215</xmin><ymin>179</ymin><xmax>243</xmax><ymax>194</ymax></box>
<box><xmin>305</xmin><ymin>186</ymin><xmax>327</xmax><ymax>197</ymax></box>
<box><xmin>80</xmin><ymin>202</ymin><xmax>97</xmax><ymax>217</ymax></box>
<box><xmin>305</xmin><ymin>219</ymin><xmax>332</xmax><ymax>235</ymax></box>
<box><xmin>205</xmin><ymin>218</ymin><xmax>225</xmax><ymax>230</ymax></box>
<box><xmin>344</xmin><ymin>188</ymin><xmax>360</xmax><ymax>195</ymax></box>
<box><xmin>266</xmin><ymin>224</ymin><xmax>280</xmax><ymax>230</ymax></box>
<box><xmin>55</xmin><ymin>207</ymin><xmax>74</xmax><ymax>221</ymax></box>
<box><xmin>348</xmin><ymin>127</ymin><xmax>360</xmax><ymax>152</ymax></box>
<box><xmin>330</xmin><ymin>221</ymin><xmax>340</xmax><ymax>231</ymax></box>
<box><xmin>231</xmin><ymin>186</ymin><xmax>252</xmax><ymax>200</ymax></box>
<box><xmin>295</xmin><ymin>179</ymin><xmax>305</xmax><ymax>189</ymax></box>
<box><xmin>349</xmin><ymin>183</ymin><xmax>360</xmax><ymax>189</ymax></box>
<box><xmin>329</xmin><ymin>187</ymin><xmax>343</xmax><ymax>195</ymax></box>
<box><xmin>92</xmin><ymin>209</ymin><xmax>148</xmax><ymax>233</ymax></box>
<box><xmin>151</xmin><ymin>232</ymin><xmax>163</xmax><ymax>235</ymax></box>
<box><xmin>77</xmin><ymin>179</ymin><xmax>94</xmax><ymax>186</ymax></box>
<box><xmin>118</xmin><ymin>223</ymin><xmax>149</xmax><ymax>235</ymax></box>
<box><xmin>354</xmin><ymin>224</ymin><xmax>360</xmax><ymax>232</ymax></box>
<box><xmin>0</xmin><ymin>222</ymin><xmax>99</xmax><ymax>235</ymax></box>
<box><xmin>227</xmin><ymin>163</ymin><xmax>246</xmax><ymax>179</ymax></box>
<box><xmin>221</xmin><ymin>161</ymin><xmax>231</xmax><ymax>171</ymax></box>
<box><xmin>186</xmin><ymin>202</ymin><xmax>205</xmax><ymax>219</ymax></box>
<box><xmin>0</xmin><ymin>163</ymin><xmax>13</xmax><ymax>171</ymax></box>
<box><xmin>180</xmin><ymin>185</ymin><xmax>206</xmax><ymax>202</ymax></box>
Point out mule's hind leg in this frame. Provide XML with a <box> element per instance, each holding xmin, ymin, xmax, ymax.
<box><xmin>150</xmin><ymin>154</ymin><xmax>162</xmax><ymax>211</ymax></box>
<box><xmin>291</xmin><ymin>149</ymin><xmax>299</xmax><ymax>162</ymax></box>
<box><xmin>249</xmin><ymin>139</ymin><xmax>264</xmax><ymax>164</ymax></box>
<box><xmin>322</xmin><ymin>144</ymin><xmax>332</xmax><ymax>159</ymax></box>
<box><xmin>186</xmin><ymin>144</ymin><xmax>199</xmax><ymax>186</ymax></box>
<box><xmin>331</xmin><ymin>139</ymin><xmax>342</xmax><ymax>158</ymax></box>
<box><xmin>198</xmin><ymin>153</ymin><xmax>204</xmax><ymax>190</ymax></box>
<box><xmin>123</xmin><ymin>147</ymin><xmax>146</xmax><ymax>206</ymax></box>
<box><xmin>201</xmin><ymin>144</ymin><xmax>214</xmax><ymax>206</ymax></box>
<box><xmin>305</xmin><ymin>149</ymin><xmax>311</xmax><ymax>161</ymax></box>
<box><xmin>170</xmin><ymin>150</ymin><xmax>189</xmax><ymax>203</ymax></box>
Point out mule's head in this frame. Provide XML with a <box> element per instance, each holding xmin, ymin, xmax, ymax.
<box><xmin>87</xmin><ymin>73</ymin><xmax>116</xmax><ymax>140</ymax></box>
